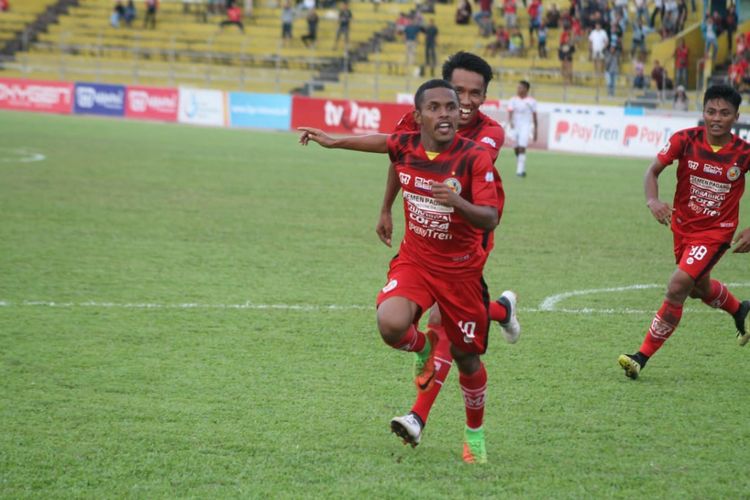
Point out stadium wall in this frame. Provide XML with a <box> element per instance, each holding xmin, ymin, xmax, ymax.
<box><xmin>1</xmin><ymin>77</ymin><xmax>742</xmax><ymax>159</ymax></box>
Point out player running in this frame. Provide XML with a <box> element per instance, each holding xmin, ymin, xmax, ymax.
<box><xmin>299</xmin><ymin>52</ymin><xmax>519</xmax><ymax>454</ymax></box>
<box><xmin>619</xmin><ymin>84</ymin><xmax>750</xmax><ymax>380</ymax></box>
<box><xmin>302</xmin><ymin>79</ymin><xmax>502</xmax><ymax>463</ymax></box>
<box><xmin>506</xmin><ymin>80</ymin><xmax>538</xmax><ymax>178</ymax></box>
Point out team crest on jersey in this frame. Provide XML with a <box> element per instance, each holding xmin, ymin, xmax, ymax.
<box><xmin>727</xmin><ymin>165</ymin><xmax>741</xmax><ymax>181</ymax></box>
<box><xmin>444</xmin><ymin>177</ymin><xmax>462</xmax><ymax>194</ymax></box>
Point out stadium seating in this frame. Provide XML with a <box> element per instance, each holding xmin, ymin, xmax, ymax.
<box><xmin>0</xmin><ymin>0</ymin><xmax>57</xmax><ymax>47</ymax></box>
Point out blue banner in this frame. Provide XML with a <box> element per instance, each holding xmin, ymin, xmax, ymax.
<box><xmin>228</xmin><ymin>92</ymin><xmax>291</xmax><ymax>130</ymax></box>
<box><xmin>74</xmin><ymin>82</ymin><xmax>126</xmax><ymax>117</ymax></box>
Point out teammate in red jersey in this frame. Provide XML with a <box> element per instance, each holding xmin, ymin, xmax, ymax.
<box><xmin>302</xmin><ymin>79</ymin><xmax>500</xmax><ymax>463</ymax></box>
<box><xmin>619</xmin><ymin>84</ymin><xmax>750</xmax><ymax>380</ymax></box>
<box><xmin>298</xmin><ymin>53</ymin><xmax>519</xmax><ymax>452</ymax></box>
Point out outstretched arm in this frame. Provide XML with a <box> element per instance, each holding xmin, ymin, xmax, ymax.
<box><xmin>644</xmin><ymin>158</ymin><xmax>673</xmax><ymax>225</ymax></box>
<box><xmin>431</xmin><ymin>182</ymin><xmax>498</xmax><ymax>231</ymax></box>
<box><xmin>298</xmin><ymin>127</ymin><xmax>388</xmax><ymax>153</ymax></box>
<box><xmin>375</xmin><ymin>164</ymin><xmax>401</xmax><ymax>247</ymax></box>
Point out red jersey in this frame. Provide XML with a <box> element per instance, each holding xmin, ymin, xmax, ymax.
<box><xmin>675</xmin><ymin>45</ymin><xmax>689</xmax><ymax>69</ymax></box>
<box><xmin>658</xmin><ymin>126</ymin><xmax>750</xmax><ymax>243</ymax></box>
<box><xmin>387</xmin><ymin>132</ymin><xmax>500</xmax><ymax>277</ymax></box>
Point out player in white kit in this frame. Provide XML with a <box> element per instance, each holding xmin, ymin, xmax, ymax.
<box><xmin>506</xmin><ymin>80</ymin><xmax>538</xmax><ymax>178</ymax></box>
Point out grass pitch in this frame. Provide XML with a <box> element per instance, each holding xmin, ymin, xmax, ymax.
<box><xmin>1</xmin><ymin>110</ymin><xmax>750</xmax><ymax>498</ymax></box>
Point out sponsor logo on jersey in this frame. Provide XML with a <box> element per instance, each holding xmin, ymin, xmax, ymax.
<box><xmin>444</xmin><ymin>177</ymin><xmax>462</xmax><ymax>194</ymax></box>
<box><xmin>689</xmin><ymin>175</ymin><xmax>731</xmax><ymax>194</ymax></box>
<box><xmin>687</xmin><ymin>160</ymin><xmax>699</xmax><ymax>170</ymax></box>
<box><xmin>659</xmin><ymin>141</ymin><xmax>671</xmax><ymax>155</ymax></box>
<box><xmin>727</xmin><ymin>165</ymin><xmax>741</xmax><ymax>181</ymax></box>
<box><xmin>703</xmin><ymin>163</ymin><xmax>722</xmax><ymax>175</ymax></box>
<box><xmin>480</xmin><ymin>136</ymin><xmax>497</xmax><ymax>148</ymax></box>
<box><xmin>399</xmin><ymin>172</ymin><xmax>411</xmax><ymax>186</ymax></box>
<box><xmin>415</xmin><ymin>176</ymin><xmax>431</xmax><ymax>191</ymax></box>
<box><xmin>403</xmin><ymin>191</ymin><xmax>454</xmax><ymax>213</ymax></box>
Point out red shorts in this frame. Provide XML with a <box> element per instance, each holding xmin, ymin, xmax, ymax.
<box><xmin>376</xmin><ymin>257</ymin><xmax>491</xmax><ymax>354</ymax></box>
<box><xmin>673</xmin><ymin>234</ymin><xmax>730</xmax><ymax>280</ymax></box>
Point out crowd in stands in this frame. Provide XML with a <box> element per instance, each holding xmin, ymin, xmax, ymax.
<box><xmin>0</xmin><ymin>0</ymin><xmax>9</xmax><ymax>13</ymax></box>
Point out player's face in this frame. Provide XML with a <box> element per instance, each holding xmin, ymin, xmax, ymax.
<box><xmin>703</xmin><ymin>98</ymin><xmax>738</xmax><ymax>141</ymax></box>
<box><xmin>415</xmin><ymin>87</ymin><xmax>459</xmax><ymax>149</ymax></box>
<box><xmin>448</xmin><ymin>68</ymin><xmax>486</xmax><ymax>128</ymax></box>
<box><xmin>516</xmin><ymin>83</ymin><xmax>528</xmax><ymax>97</ymax></box>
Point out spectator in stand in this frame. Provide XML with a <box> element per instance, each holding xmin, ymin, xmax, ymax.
<box><xmin>633</xmin><ymin>52</ymin><xmax>646</xmax><ymax>88</ymax></box>
<box><xmin>633</xmin><ymin>0</ymin><xmax>649</xmax><ymax>26</ymax></box>
<box><xmin>281</xmin><ymin>1</ymin><xmax>294</xmax><ymax>46</ymax></box>
<box><xmin>545</xmin><ymin>3</ymin><xmax>560</xmax><ymax>27</ymax></box>
<box><xmin>508</xmin><ymin>28</ymin><xmax>525</xmax><ymax>56</ymax></box>
<box><xmin>736</xmin><ymin>32</ymin><xmax>748</xmax><ymax>59</ymax></box>
<box><xmin>674</xmin><ymin>37</ymin><xmax>689</xmax><ymax>88</ymax></box>
<box><xmin>609</xmin><ymin>17</ymin><xmax>623</xmax><ymax>53</ymax></box>
<box><xmin>503</xmin><ymin>0</ymin><xmax>517</xmax><ymax>29</ymax></box>
<box><xmin>220</xmin><ymin>1</ymin><xmax>244</xmax><ymax>32</ymax></box>
<box><xmin>143</xmin><ymin>0</ymin><xmax>157</xmax><ymax>29</ymax></box>
<box><xmin>124</xmin><ymin>0</ymin><xmax>136</xmax><ymax>27</ymax></box>
<box><xmin>631</xmin><ymin>18</ymin><xmax>646</xmax><ymax>57</ymax></box>
<box><xmin>650</xmin><ymin>59</ymin><xmax>668</xmax><ymax>91</ymax></box>
<box><xmin>403</xmin><ymin>16</ymin><xmax>421</xmax><ymax>68</ymax></box>
<box><xmin>333</xmin><ymin>2</ymin><xmax>352</xmax><ymax>49</ymax></box>
<box><xmin>302</xmin><ymin>8</ymin><xmax>319</xmax><ymax>47</ymax></box>
<box><xmin>422</xmin><ymin>18</ymin><xmax>439</xmax><ymax>76</ymax></box>
<box><xmin>537</xmin><ymin>24</ymin><xmax>548</xmax><ymax>57</ymax></box>
<box><xmin>559</xmin><ymin>28</ymin><xmax>575</xmax><ymax>84</ymax></box>
<box><xmin>702</xmin><ymin>14</ymin><xmax>718</xmax><ymax>62</ymax></box>
<box><xmin>650</xmin><ymin>0</ymin><xmax>664</xmax><ymax>29</ymax></box>
<box><xmin>604</xmin><ymin>44</ymin><xmax>620</xmax><ymax>96</ymax></box>
<box><xmin>455</xmin><ymin>0</ymin><xmax>472</xmax><ymax>25</ymax></box>
<box><xmin>527</xmin><ymin>0</ymin><xmax>542</xmax><ymax>46</ymax></box>
<box><xmin>589</xmin><ymin>22</ymin><xmax>609</xmax><ymax>73</ymax></box>
<box><xmin>673</xmin><ymin>85</ymin><xmax>689</xmax><ymax>110</ymax></box>
<box><xmin>0</xmin><ymin>0</ymin><xmax>8</xmax><ymax>12</ymax></box>
<box><xmin>675</xmin><ymin>0</ymin><xmax>687</xmax><ymax>33</ymax></box>
<box><xmin>613</xmin><ymin>0</ymin><xmax>628</xmax><ymax>27</ymax></box>
<box><xmin>725</xmin><ymin>1</ymin><xmax>737</xmax><ymax>53</ymax></box>
<box><xmin>485</xmin><ymin>25</ymin><xmax>510</xmax><ymax>56</ymax></box>
<box><xmin>474</xmin><ymin>0</ymin><xmax>494</xmax><ymax>36</ymax></box>
<box><xmin>111</xmin><ymin>1</ymin><xmax>125</xmax><ymax>27</ymax></box>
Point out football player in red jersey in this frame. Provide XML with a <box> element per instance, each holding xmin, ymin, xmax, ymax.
<box><xmin>299</xmin><ymin>53</ymin><xmax>519</xmax><ymax>448</ymax></box>
<box><xmin>300</xmin><ymin>52</ymin><xmax>521</xmax><ymax>442</ymax></box>
<box><xmin>302</xmin><ymin>80</ymin><xmax>500</xmax><ymax>463</ymax></box>
<box><xmin>619</xmin><ymin>84</ymin><xmax>750</xmax><ymax>380</ymax></box>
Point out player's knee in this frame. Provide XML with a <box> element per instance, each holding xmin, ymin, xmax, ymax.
<box><xmin>451</xmin><ymin>347</ymin><xmax>480</xmax><ymax>375</ymax></box>
<box><xmin>376</xmin><ymin>310</ymin><xmax>410</xmax><ymax>345</ymax></box>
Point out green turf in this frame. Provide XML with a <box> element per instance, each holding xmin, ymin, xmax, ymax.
<box><xmin>1</xmin><ymin>110</ymin><xmax>750</xmax><ymax>498</ymax></box>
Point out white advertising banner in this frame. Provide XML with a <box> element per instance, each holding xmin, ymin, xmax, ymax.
<box><xmin>548</xmin><ymin>112</ymin><xmax>696</xmax><ymax>158</ymax></box>
<box><xmin>178</xmin><ymin>87</ymin><xmax>225</xmax><ymax>127</ymax></box>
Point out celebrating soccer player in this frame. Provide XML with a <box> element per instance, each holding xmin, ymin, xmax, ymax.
<box><xmin>619</xmin><ymin>84</ymin><xmax>750</xmax><ymax>380</ymax></box>
<box><xmin>301</xmin><ymin>79</ymin><xmax>502</xmax><ymax>463</ymax></box>
<box><xmin>507</xmin><ymin>80</ymin><xmax>538</xmax><ymax>178</ymax></box>
<box><xmin>299</xmin><ymin>52</ymin><xmax>519</xmax><ymax>456</ymax></box>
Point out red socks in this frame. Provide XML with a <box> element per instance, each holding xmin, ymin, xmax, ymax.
<box><xmin>640</xmin><ymin>300</ymin><xmax>683</xmax><ymax>357</ymax></box>
<box><xmin>390</xmin><ymin>325</ymin><xmax>426</xmax><ymax>352</ymax></box>
<box><xmin>459</xmin><ymin>362</ymin><xmax>487</xmax><ymax>430</ymax></box>
<box><xmin>702</xmin><ymin>279</ymin><xmax>741</xmax><ymax>315</ymax></box>
<box><xmin>489</xmin><ymin>300</ymin><xmax>508</xmax><ymax>323</ymax></box>
<box><xmin>411</xmin><ymin>326</ymin><xmax>453</xmax><ymax>424</ymax></box>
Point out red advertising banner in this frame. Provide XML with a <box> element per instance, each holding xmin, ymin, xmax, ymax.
<box><xmin>291</xmin><ymin>96</ymin><xmax>412</xmax><ymax>134</ymax></box>
<box><xmin>0</xmin><ymin>78</ymin><xmax>73</xmax><ymax>114</ymax></box>
<box><xmin>125</xmin><ymin>85</ymin><xmax>179</xmax><ymax>122</ymax></box>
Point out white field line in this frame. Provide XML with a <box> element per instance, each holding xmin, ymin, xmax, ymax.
<box><xmin>1</xmin><ymin>282</ymin><xmax>749</xmax><ymax>314</ymax></box>
<box><xmin>0</xmin><ymin>148</ymin><xmax>46</xmax><ymax>163</ymax></box>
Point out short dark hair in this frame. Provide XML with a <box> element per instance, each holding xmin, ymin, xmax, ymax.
<box><xmin>519</xmin><ymin>80</ymin><xmax>530</xmax><ymax>91</ymax></box>
<box><xmin>442</xmin><ymin>51</ymin><xmax>494</xmax><ymax>91</ymax></box>
<box><xmin>414</xmin><ymin>79</ymin><xmax>457</xmax><ymax>110</ymax></box>
<box><xmin>703</xmin><ymin>84</ymin><xmax>742</xmax><ymax>111</ymax></box>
